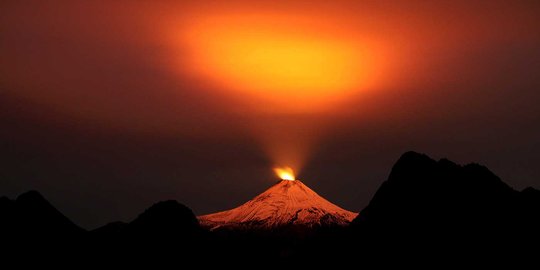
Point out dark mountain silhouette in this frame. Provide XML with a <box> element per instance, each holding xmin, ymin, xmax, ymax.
<box><xmin>92</xmin><ymin>200</ymin><xmax>201</xmax><ymax>238</ymax></box>
<box><xmin>0</xmin><ymin>190</ymin><xmax>84</xmax><ymax>239</ymax></box>
<box><xmin>2</xmin><ymin>151</ymin><xmax>539</xmax><ymax>264</ymax></box>
<box><xmin>91</xmin><ymin>221</ymin><xmax>128</xmax><ymax>234</ymax></box>
<box><xmin>345</xmin><ymin>151</ymin><xmax>540</xmax><ymax>262</ymax></box>
<box><xmin>89</xmin><ymin>200</ymin><xmax>207</xmax><ymax>266</ymax></box>
<box><xmin>354</xmin><ymin>152</ymin><xmax>540</xmax><ymax>232</ymax></box>
<box><xmin>128</xmin><ymin>200</ymin><xmax>199</xmax><ymax>234</ymax></box>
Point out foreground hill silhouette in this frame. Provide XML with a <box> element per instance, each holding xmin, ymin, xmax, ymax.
<box><xmin>89</xmin><ymin>200</ymin><xmax>207</xmax><ymax>264</ymax></box>
<box><xmin>1</xmin><ymin>151</ymin><xmax>539</xmax><ymax>264</ymax></box>
<box><xmin>354</xmin><ymin>152</ymin><xmax>540</xmax><ymax>236</ymax></box>
<box><xmin>0</xmin><ymin>190</ymin><xmax>83</xmax><ymax>239</ymax></box>
<box><xmin>342</xmin><ymin>151</ymin><xmax>540</xmax><ymax>263</ymax></box>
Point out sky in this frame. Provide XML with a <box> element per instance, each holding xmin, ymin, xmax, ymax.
<box><xmin>1</xmin><ymin>0</ymin><xmax>540</xmax><ymax>229</ymax></box>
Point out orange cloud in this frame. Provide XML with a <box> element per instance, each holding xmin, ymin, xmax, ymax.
<box><xmin>175</xmin><ymin>10</ymin><xmax>387</xmax><ymax>113</ymax></box>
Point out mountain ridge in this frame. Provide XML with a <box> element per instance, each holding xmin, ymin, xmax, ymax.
<box><xmin>352</xmin><ymin>151</ymin><xmax>540</xmax><ymax>239</ymax></box>
<box><xmin>0</xmin><ymin>190</ymin><xmax>84</xmax><ymax>237</ymax></box>
<box><xmin>1</xmin><ymin>151</ymin><xmax>539</xmax><ymax>263</ymax></box>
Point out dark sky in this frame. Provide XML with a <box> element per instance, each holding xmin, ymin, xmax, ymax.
<box><xmin>1</xmin><ymin>1</ymin><xmax>540</xmax><ymax>229</ymax></box>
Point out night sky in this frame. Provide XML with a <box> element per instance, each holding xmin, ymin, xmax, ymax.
<box><xmin>1</xmin><ymin>1</ymin><xmax>540</xmax><ymax>229</ymax></box>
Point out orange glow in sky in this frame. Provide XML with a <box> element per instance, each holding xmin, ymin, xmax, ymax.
<box><xmin>170</xmin><ymin>8</ymin><xmax>390</xmax><ymax>172</ymax></box>
<box><xmin>179</xmin><ymin>12</ymin><xmax>382</xmax><ymax>112</ymax></box>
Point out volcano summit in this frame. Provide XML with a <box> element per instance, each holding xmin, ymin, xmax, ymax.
<box><xmin>198</xmin><ymin>180</ymin><xmax>358</xmax><ymax>230</ymax></box>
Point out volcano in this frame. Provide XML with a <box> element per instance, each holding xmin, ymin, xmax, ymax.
<box><xmin>198</xmin><ymin>180</ymin><xmax>358</xmax><ymax>230</ymax></box>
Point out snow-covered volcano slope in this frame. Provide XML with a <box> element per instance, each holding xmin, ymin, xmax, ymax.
<box><xmin>199</xmin><ymin>180</ymin><xmax>358</xmax><ymax>230</ymax></box>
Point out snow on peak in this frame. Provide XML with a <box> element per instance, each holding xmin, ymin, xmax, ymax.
<box><xmin>198</xmin><ymin>180</ymin><xmax>358</xmax><ymax>230</ymax></box>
